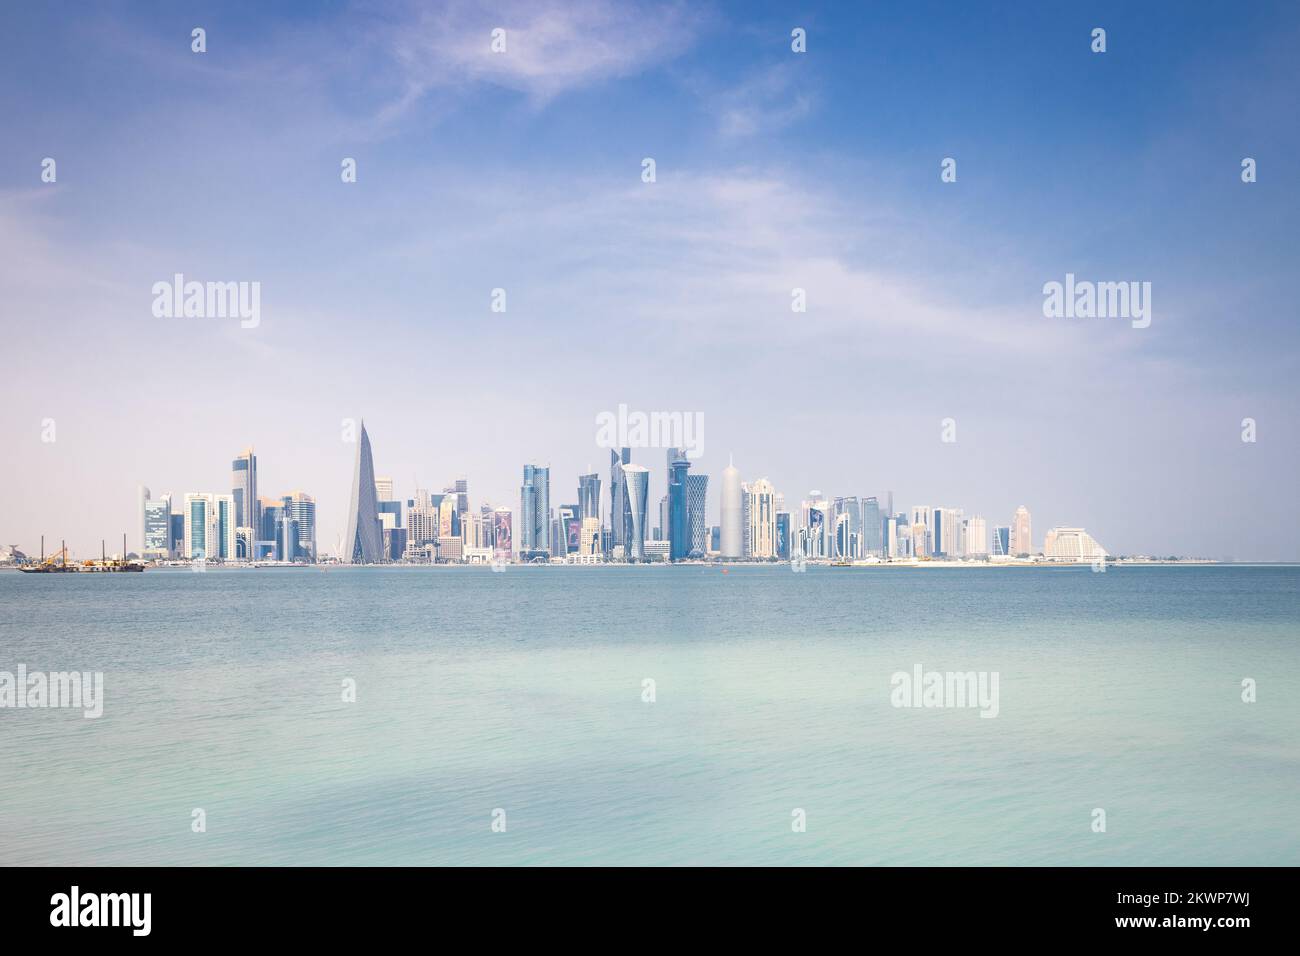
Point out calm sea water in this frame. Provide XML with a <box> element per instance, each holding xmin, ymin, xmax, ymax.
<box><xmin>1</xmin><ymin>565</ymin><xmax>1298</xmax><ymax>866</ymax></box>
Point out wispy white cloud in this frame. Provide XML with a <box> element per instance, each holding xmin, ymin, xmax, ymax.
<box><xmin>711</xmin><ymin>62</ymin><xmax>814</xmax><ymax>139</ymax></box>
<box><xmin>376</xmin><ymin>0</ymin><xmax>700</xmax><ymax>119</ymax></box>
<box><xmin>361</xmin><ymin>165</ymin><xmax>1150</xmax><ymax>380</ymax></box>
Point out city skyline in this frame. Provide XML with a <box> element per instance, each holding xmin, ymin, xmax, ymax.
<box><xmin>2</xmin><ymin>2</ymin><xmax>1297</xmax><ymax>560</ymax></box>
<box><xmin>0</xmin><ymin>411</ymin><xmax>1263</xmax><ymax>561</ymax></box>
<box><xmin>0</xmin><ymin>416</ymin><xmax>1258</xmax><ymax>561</ymax></box>
<box><xmin>79</xmin><ymin>424</ymin><xmax>1133</xmax><ymax>564</ymax></box>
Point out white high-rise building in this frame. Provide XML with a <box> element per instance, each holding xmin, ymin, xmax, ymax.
<box><xmin>746</xmin><ymin>478</ymin><xmax>777</xmax><ymax>559</ymax></box>
<box><xmin>138</xmin><ymin>485</ymin><xmax>152</xmax><ymax>554</ymax></box>
<box><xmin>1011</xmin><ymin>505</ymin><xmax>1033</xmax><ymax>556</ymax></box>
<box><xmin>965</xmin><ymin>515</ymin><xmax>988</xmax><ymax>556</ymax></box>
<box><xmin>720</xmin><ymin>456</ymin><xmax>742</xmax><ymax>559</ymax></box>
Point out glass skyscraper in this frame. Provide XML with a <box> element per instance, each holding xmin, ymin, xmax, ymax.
<box><xmin>668</xmin><ymin>454</ymin><xmax>690</xmax><ymax>561</ymax></box>
<box><xmin>862</xmin><ymin>497</ymin><xmax>882</xmax><ymax>557</ymax></box>
<box><xmin>169</xmin><ymin>513</ymin><xmax>184</xmax><ymax>558</ymax></box>
<box><xmin>578</xmin><ymin>472</ymin><xmax>601</xmax><ymax>523</ymax></box>
<box><xmin>215</xmin><ymin>495</ymin><xmax>234</xmax><ymax>559</ymax></box>
<box><xmin>520</xmin><ymin>464</ymin><xmax>551</xmax><ymax>556</ymax></box>
<box><xmin>183</xmin><ymin>492</ymin><xmax>236</xmax><ymax>560</ymax></box>
<box><xmin>231</xmin><ymin>448</ymin><xmax>258</xmax><ymax>531</ymax></box>
<box><xmin>285</xmin><ymin>492</ymin><xmax>316</xmax><ymax>562</ymax></box>
<box><xmin>277</xmin><ymin>498</ymin><xmax>299</xmax><ymax>561</ymax></box>
<box><xmin>186</xmin><ymin>495</ymin><xmax>208</xmax><ymax>559</ymax></box>
<box><xmin>621</xmin><ymin>464</ymin><xmax>649</xmax><ymax>562</ymax></box>
<box><xmin>686</xmin><ymin>473</ymin><xmax>708</xmax><ymax>558</ymax></box>
<box><xmin>609</xmin><ymin>448</ymin><xmax>630</xmax><ymax>550</ymax></box>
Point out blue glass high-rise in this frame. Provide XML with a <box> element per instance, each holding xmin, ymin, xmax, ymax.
<box><xmin>668</xmin><ymin>454</ymin><xmax>690</xmax><ymax>561</ymax></box>
<box><xmin>520</xmin><ymin>464</ymin><xmax>551</xmax><ymax>556</ymax></box>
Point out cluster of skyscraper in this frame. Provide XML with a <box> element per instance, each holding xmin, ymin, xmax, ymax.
<box><xmin>138</xmin><ymin>448</ymin><xmax>316</xmax><ymax>562</ymax></box>
<box><xmin>132</xmin><ymin>420</ymin><xmax>1101</xmax><ymax>566</ymax></box>
<box><xmin>715</xmin><ymin>474</ymin><xmax>1023</xmax><ymax>563</ymax></box>
<box><xmin>338</xmin><ymin>423</ymin><xmax>1092</xmax><ymax>566</ymax></box>
<box><xmin>600</xmin><ymin>447</ymin><xmax>708</xmax><ymax>563</ymax></box>
<box><xmin>341</xmin><ymin>422</ymin><xmax>511</xmax><ymax>565</ymax></box>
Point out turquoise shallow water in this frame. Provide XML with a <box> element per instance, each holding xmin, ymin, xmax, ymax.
<box><xmin>1</xmin><ymin>564</ymin><xmax>1298</xmax><ymax>866</ymax></box>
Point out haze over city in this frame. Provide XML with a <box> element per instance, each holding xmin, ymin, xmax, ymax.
<box><xmin>2</xmin><ymin>0</ymin><xmax>1298</xmax><ymax>560</ymax></box>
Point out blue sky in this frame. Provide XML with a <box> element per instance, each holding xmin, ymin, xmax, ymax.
<box><xmin>2</xmin><ymin>0</ymin><xmax>1298</xmax><ymax>559</ymax></box>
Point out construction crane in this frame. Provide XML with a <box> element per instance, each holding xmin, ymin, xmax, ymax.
<box><xmin>22</xmin><ymin>538</ymin><xmax>74</xmax><ymax>572</ymax></box>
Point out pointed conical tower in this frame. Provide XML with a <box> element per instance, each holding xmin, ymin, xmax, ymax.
<box><xmin>344</xmin><ymin>421</ymin><xmax>384</xmax><ymax>563</ymax></box>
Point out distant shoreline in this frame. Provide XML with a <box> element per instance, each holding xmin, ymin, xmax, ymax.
<box><xmin>12</xmin><ymin>560</ymin><xmax>1298</xmax><ymax>573</ymax></box>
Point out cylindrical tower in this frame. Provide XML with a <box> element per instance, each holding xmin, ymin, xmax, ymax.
<box><xmin>720</xmin><ymin>456</ymin><xmax>742</xmax><ymax>558</ymax></box>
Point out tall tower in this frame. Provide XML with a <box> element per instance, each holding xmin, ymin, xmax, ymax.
<box><xmin>1011</xmin><ymin>505</ymin><xmax>1033</xmax><ymax>556</ymax></box>
<box><xmin>668</xmin><ymin>454</ymin><xmax>690</xmax><ymax>561</ymax></box>
<box><xmin>686</xmin><ymin>473</ymin><xmax>708</xmax><ymax>558</ymax></box>
<box><xmin>138</xmin><ymin>484</ymin><xmax>152</xmax><ymax>555</ymax></box>
<box><xmin>183</xmin><ymin>493</ymin><xmax>211</xmax><ymax>559</ymax></box>
<box><xmin>578</xmin><ymin>472</ymin><xmax>601</xmax><ymax>522</ymax></box>
<box><xmin>965</xmin><ymin>515</ymin><xmax>988</xmax><ymax>556</ymax></box>
<box><xmin>520</xmin><ymin>464</ymin><xmax>551</xmax><ymax>555</ymax></box>
<box><xmin>344</xmin><ymin>422</ymin><xmax>384</xmax><ymax>563</ymax></box>
<box><xmin>746</xmin><ymin>478</ymin><xmax>776</xmax><ymax>559</ymax></box>
<box><xmin>862</xmin><ymin>497</ymin><xmax>882</xmax><ymax>557</ymax></box>
<box><xmin>622</xmin><ymin>465</ymin><xmax>649</xmax><ymax>562</ymax></box>
<box><xmin>720</xmin><ymin>456</ymin><xmax>742</xmax><ymax>559</ymax></box>
<box><xmin>142</xmin><ymin>493</ymin><xmax>171</xmax><ymax>559</ymax></box>
<box><xmin>609</xmin><ymin>448</ymin><xmax>631</xmax><ymax>548</ymax></box>
<box><xmin>231</xmin><ymin>448</ymin><xmax>258</xmax><ymax>531</ymax></box>
<box><xmin>286</xmin><ymin>491</ymin><xmax>317</xmax><ymax>562</ymax></box>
